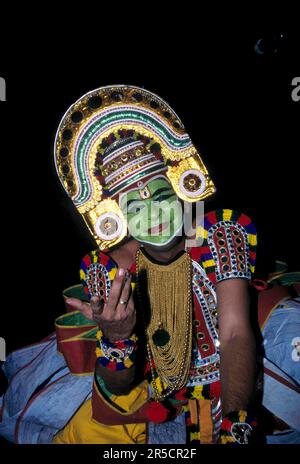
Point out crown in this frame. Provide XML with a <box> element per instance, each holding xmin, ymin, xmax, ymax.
<box><xmin>54</xmin><ymin>85</ymin><xmax>216</xmax><ymax>250</ymax></box>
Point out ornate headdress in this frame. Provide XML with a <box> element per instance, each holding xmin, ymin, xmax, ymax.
<box><xmin>54</xmin><ymin>85</ymin><xmax>215</xmax><ymax>250</ymax></box>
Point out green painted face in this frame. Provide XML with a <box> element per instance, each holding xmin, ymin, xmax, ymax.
<box><xmin>120</xmin><ymin>177</ymin><xmax>183</xmax><ymax>246</ymax></box>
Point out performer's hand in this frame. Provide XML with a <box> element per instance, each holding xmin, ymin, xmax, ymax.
<box><xmin>66</xmin><ymin>269</ymin><xmax>136</xmax><ymax>341</ymax></box>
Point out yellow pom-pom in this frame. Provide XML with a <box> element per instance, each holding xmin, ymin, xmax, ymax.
<box><xmin>96</xmin><ymin>329</ymin><xmax>103</xmax><ymax>340</ymax></box>
<box><xmin>190</xmin><ymin>431</ymin><xmax>200</xmax><ymax>441</ymax></box>
<box><xmin>79</xmin><ymin>269</ymin><xmax>86</xmax><ymax>280</ymax></box>
<box><xmin>124</xmin><ymin>359</ymin><xmax>133</xmax><ymax>368</ymax></box>
<box><xmin>191</xmin><ymin>385</ymin><xmax>204</xmax><ymax>399</ymax></box>
<box><xmin>95</xmin><ymin>347</ymin><xmax>102</xmax><ymax>358</ymax></box>
<box><xmin>239</xmin><ymin>410</ymin><xmax>247</xmax><ymax>423</ymax></box>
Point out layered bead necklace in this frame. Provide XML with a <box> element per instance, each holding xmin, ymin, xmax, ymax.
<box><xmin>135</xmin><ymin>247</ymin><xmax>193</xmax><ymax>401</ymax></box>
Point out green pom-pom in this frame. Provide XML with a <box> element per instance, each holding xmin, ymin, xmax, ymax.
<box><xmin>152</xmin><ymin>328</ymin><xmax>170</xmax><ymax>347</ymax></box>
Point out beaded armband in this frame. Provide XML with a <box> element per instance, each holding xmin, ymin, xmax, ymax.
<box><xmin>219</xmin><ymin>410</ymin><xmax>257</xmax><ymax>444</ymax></box>
<box><xmin>96</xmin><ymin>329</ymin><xmax>138</xmax><ymax>371</ymax></box>
<box><xmin>199</xmin><ymin>210</ymin><xmax>257</xmax><ymax>284</ymax></box>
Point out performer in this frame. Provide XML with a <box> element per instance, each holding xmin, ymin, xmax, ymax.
<box><xmin>0</xmin><ymin>86</ymin><xmax>258</xmax><ymax>444</ymax></box>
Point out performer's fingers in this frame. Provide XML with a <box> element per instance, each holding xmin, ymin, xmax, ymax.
<box><xmin>125</xmin><ymin>294</ymin><xmax>135</xmax><ymax>317</ymax></box>
<box><xmin>104</xmin><ymin>268</ymin><xmax>126</xmax><ymax>315</ymax></box>
<box><xmin>91</xmin><ymin>296</ymin><xmax>104</xmax><ymax>315</ymax></box>
<box><xmin>65</xmin><ymin>298</ymin><xmax>93</xmax><ymax>321</ymax></box>
<box><xmin>115</xmin><ymin>272</ymin><xmax>132</xmax><ymax>318</ymax></box>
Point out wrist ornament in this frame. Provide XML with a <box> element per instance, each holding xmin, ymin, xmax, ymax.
<box><xmin>220</xmin><ymin>410</ymin><xmax>257</xmax><ymax>444</ymax></box>
<box><xmin>96</xmin><ymin>328</ymin><xmax>138</xmax><ymax>371</ymax></box>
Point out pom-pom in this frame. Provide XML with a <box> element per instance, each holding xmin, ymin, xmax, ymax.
<box><xmin>146</xmin><ymin>401</ymin><xmax>169</xmax><ymax>423</ymax></box>
<box><xmin>152</xmin><ymin>328</ymin><xmax>170</xmax><ymax>347</ymax></box>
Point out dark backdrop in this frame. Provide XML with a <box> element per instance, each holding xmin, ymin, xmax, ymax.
<box><xmin>0</xmin><ymin>30</ymin><xmax>299</xmax><ymax>355</ymax></box>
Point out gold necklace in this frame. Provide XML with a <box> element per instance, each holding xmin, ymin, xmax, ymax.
<box><xmin>135</xmin><ymin>248</ymin><xmax>193</xmax><ymax>401</ymax></box>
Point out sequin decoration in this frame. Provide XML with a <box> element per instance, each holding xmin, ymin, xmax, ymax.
<box><xmin>186</xmin><ymin>258</ymin><xmax>220</xmax><ymax>386</ymax></box>
<box><xmin>207</xmin><ymin>221</ymin><xmax>251</xmax><ymax>282</ymax></box>
<box><xmin>79</xmin><ymin>250</ymin><xmax>118</xmax><ymax>301</ymax></box>
<box><xmin>179</xmin><ymin>169</ymin><xmax>207</xmax><ymax>198</ymax></box>
<box><xmin>85</xmin><ymin>263</ymin><xmax>111</xmax><ymax>304</ymax></box>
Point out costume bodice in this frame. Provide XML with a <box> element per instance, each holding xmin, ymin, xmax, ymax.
<box><xmin>79</xmin><ymin>209</ymin><xmax>257</xmax><ymax>388</ymax></box>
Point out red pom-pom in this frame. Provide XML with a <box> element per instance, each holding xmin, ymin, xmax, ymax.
<box><xmin>144</xmin><ymin>362</ymin><xmax>151</xmax><ymax>375</ymax></box>
<box><xmin>108</xmin><ymin>361</ymin><xmax>117</xmax><ymax>372</ymax></box>
<box><xmin>83</xmin><ymin>255</ymin><xmax>92</xmax><ymax>266</ymax></box>
<box><xmin>221</xmin><ymin>417</ymin><xmax>232</xmax><ymax>432</ymax></box>
<box><xmin>144</xmin><ymin>359</ymin><xmax>156</xmax><ymax>375</ymax></box>
<box><xmin>174</xmin><ymin>387</ymin><xmax>188</xmax><ymax>401</ymax></box>
<box><xmin>146</xmin><ymin>401</ymin><xmax>169</xmax><ymax>424</ymax></box>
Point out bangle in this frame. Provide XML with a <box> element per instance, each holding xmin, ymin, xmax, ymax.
<box><xmin>219</xmin><ymin>410</ymin><xmax>257</xmax><ymax>444</ymax></box>
<box><xmin>95</xmin><ymin>329</ymin><xmax>138</xmax><ymax>371</ymax></box>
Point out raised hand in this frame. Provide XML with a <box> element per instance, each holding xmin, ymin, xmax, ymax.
<box><xmin>66</xmin><ymin>269</ymin><xmax>136</xmax><ymax>342</ymax></box>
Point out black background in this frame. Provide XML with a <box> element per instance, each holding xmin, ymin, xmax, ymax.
<box><xmin>0</xmin><ymin>14</ymin><xmax>299</xmax><ymax>456</ymax></box>
<box><xmin>0</xmin><ymin>28</ymin><xmax>299</xmax><ymax>356</ymax></box>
